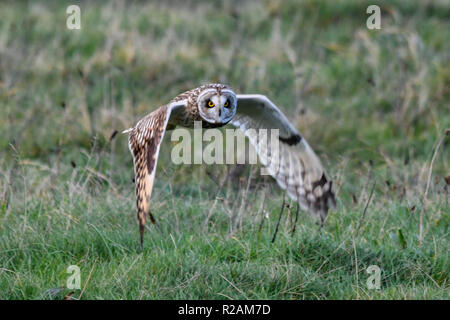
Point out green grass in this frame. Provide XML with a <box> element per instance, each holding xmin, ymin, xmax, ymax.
<box><xmin>0</xmin><ymin>0</ymin><xmax>449</xmax><ymax>299</ymax></box>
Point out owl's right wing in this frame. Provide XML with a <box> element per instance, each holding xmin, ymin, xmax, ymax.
<box><xmin>231</xmin><ymin>94</ymin><xmax>336</xmax><ymax>223</ymax></box>
<box><xmin>123</xmin><ymin>101</ymin><xmax>186</xmax><ymax>246</ymax></box>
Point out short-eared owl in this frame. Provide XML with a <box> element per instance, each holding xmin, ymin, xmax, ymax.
<box><xmin>123</xmin><ymin>84</ymin><xmax>336</xmax><ymax>245</ymax></box>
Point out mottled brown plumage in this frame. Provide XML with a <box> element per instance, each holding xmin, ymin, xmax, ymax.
<box><xmin>127</xmin><ymin>105</ymin><xmax>170</xmax><ymax>245</ymax></box>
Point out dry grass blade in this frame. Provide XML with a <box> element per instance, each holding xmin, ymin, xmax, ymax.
<box><xmin>78</xmin><ymin>260</ymin><xmax>97</xmax><ymax>300</ymax></box>
<box><xmin>271</xmin><ymin>194</ymin><xmax>286</xmax><ymax>243</ymax></box>
<box><xmin>356</xmin><ymin>181</ymin><xmax>376</xmax><ymax>238</ymax></box>
<box><xmin>419</xmin><ymin>131</ymin><xmax>446</xmax><ymax>246</ymax></box>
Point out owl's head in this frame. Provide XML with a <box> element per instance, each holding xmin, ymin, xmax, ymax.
<box><xmin>197</xmin><ymin>85</ymin><xmax>237</xmax><ymax>125</ymax></box>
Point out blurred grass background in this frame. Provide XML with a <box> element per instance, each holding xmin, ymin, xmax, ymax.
<box><xmin>0</xmin><ymin>0</ymin><xmax>448</xmax><ymax>299</ymax></box>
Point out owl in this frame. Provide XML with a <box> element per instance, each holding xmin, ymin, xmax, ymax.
<box><xmin>123</xmin><ymin>84</ymin><xmax>336</xmax><ymax>246</ymax></box>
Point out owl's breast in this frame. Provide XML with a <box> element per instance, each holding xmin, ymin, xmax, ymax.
<box><xmin>201</xmin><ymin>121</ymin><xmax>229</xmax><ymax>129</ymax></box>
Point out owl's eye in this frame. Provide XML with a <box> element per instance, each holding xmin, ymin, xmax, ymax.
<box><xmin>207</xmin><ymin>100</ymin><xmax>215</xmax><ymax>108</ymax></box>
<box><xmin>224</xmin><ymin>100</ymin><xmax>230</xmax><ymax>108</ymax></box>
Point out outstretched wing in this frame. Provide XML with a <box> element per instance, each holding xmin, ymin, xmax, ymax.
<box><xmin>124</xmin><ymin>101</ymin><xmax>186</xmax><ymax>246</ymax></box>
<box><xmin>231</xmin><ymin>94</ymin><xmax>336</xmax><ymax>222</ymax></box>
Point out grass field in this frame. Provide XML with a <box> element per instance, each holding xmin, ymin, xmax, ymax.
<box><xmin>0</xmin><ymin>0</ymin><xmax>449</xmax><ymax>299</ymax></box>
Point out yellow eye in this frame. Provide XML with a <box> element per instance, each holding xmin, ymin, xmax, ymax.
<box><xmin>207</xmin><ymin>100</ymin><xmax>215</xmax><ymax>108</ymax></box>
<box><xmin>224</xmin><ymin>100</ymin><xmax>229</xmax><ymax>107</ymax></box>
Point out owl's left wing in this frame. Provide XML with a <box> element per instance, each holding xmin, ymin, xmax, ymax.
<box><xmin>230</xmin><ymin>94</ymin><xmax>336</xmax><ymax>223</ymax></box>
<box><xmin>124</xmin><ymin>101</ymin><xmax>186</xmax><ymax>246</ymax></box>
